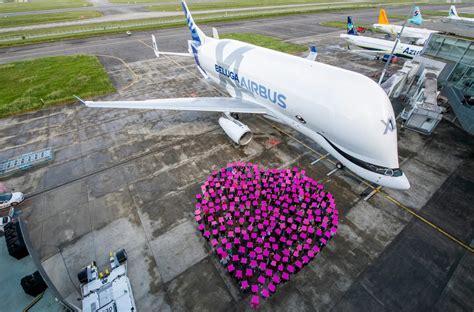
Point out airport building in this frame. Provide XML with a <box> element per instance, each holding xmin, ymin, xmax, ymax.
<box><xmin>423</xmin><ymin>34</ymin><xmax>474</xmax><ymax>134</ymax></box>
<box><xmin>391</xmin><ymin>34</ymin><xmax>474</xmax><ymax>135</ymax></box>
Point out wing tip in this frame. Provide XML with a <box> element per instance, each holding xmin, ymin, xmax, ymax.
<box><xmin>73</xmin><ymin>95</ymin><xmax>86</xmax><ymax>105</ymax></box>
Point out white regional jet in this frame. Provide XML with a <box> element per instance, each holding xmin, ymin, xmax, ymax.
<box><xmin>447</xmin><ymin>5</ymin><xmax>474</xmax><ymax>23</ymax></box>
<box><xmin>340</xmin><ymin>16</ymin><xmax>424</xmax><ymax>59</ymax></box>
<box><xmin>79</xmin><ymin>1</ymin><xmax>410</xmax><ymax>190</ymax></box>
<box><xmin>373</xmin><ymin>7</ymin><xmax>438</xmax><ymax>45</ymax></box>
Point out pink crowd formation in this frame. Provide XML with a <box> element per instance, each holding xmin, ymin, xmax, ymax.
<box><xmin>195</xmin><ymin>162</ymin><xmax>338</xmax><ymax>308</ymax></box>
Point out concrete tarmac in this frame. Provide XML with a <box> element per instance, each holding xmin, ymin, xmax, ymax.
<box><xmin>0</xmin><ymin>7</ymin><xmax>473</xmax><ymax>312</ymax></box>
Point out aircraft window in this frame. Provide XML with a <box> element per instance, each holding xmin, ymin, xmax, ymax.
<box><xmin>295</xmin><ymin>115</ymin><xmax>306</xmax><ymax>124</ymax></box>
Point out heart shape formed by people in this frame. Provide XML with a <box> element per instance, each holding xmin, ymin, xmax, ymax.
<box><xmin>195</xmin><ymin>162</ymin><xmax>338</xmax><ymax>308</ymax></box>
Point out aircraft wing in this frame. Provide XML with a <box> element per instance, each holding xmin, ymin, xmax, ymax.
<box><xmin>79</xmin><ymin>97</ymin><xmax>270</xmax><ymax>114</ymax></box>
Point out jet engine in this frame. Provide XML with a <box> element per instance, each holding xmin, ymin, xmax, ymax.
<box><xmin>218</xmin><ymin>113</ymin><xmax>252</xmax><ymax>145</ymax></box>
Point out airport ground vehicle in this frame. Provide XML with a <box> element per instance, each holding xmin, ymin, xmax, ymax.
<box><xmin>0</xmin><ymin>216</ymin><xmax>11</xmax><ymax>231</ymax></box>
<box><xmin>78</xmin><ymin>249</ymin><xmax>137</xmax><ymax>312</ymax></box>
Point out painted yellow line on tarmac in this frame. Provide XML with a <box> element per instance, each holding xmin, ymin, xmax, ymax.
<box><xmin>384</xmin><ymin>195</ymin><xmax>474</xmax><ymax>253</ymax></box>
<box><xmin>259</xmin><ymin>116</ymin><xmax>474</xmax><ymax>253</ymax></box>
<box><xmin>94</xmin><ymin>53</ymin><xmax>140</xmax><ymax>92</ymax></box>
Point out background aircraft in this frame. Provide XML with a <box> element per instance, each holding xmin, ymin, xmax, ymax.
<box><xmin>448</xmin><ymin>5</ymin><xmax>474</xmax><ymax>23</ymax></box>
<box><xmin>341</xmin><ymin>16</ymin><xmax>423</xmax><ymax>59</ymax></box>
<box><xmin>79</xmin><ymin>1</ymin><xmax>410</xmax><ymax>189</ymax></box>
<box><xmin>373</xmin><ymin>8</ymin><xmax>438</xmax><ymax>45</ymax></box>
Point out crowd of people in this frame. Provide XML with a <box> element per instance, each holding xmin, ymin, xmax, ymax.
<box><xmin>195</xmin><ymin>162</ymin><xmax>338</xmax><ymax>308</ymax></box>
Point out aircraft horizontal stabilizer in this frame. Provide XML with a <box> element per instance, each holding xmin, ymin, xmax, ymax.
<box><xmin>83</xmin><ymin>97</ymin><xmax>270</xmax><ymax>114</ymax></box>
<box><xmin>212</xmin><ymin>27</ymin><xmax>219</xmax><ymax>39</ymax></box>
<box><xmin>152</xmin><ymin>35</ymin><xmax>192</xmax><ymax>58</ymax></box>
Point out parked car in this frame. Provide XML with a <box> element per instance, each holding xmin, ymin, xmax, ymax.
<box><xmin>0</xmin><ymin>216</ymin><xmax>11</xmax><ymax>231</ymax></box>
<box><xmin>0</xmin><ymin>192</ymin><xmax>24</xmax><ymax>209</ymax></box>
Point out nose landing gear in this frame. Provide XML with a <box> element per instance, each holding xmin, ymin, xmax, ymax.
<box><xmin>327</xmin><ymin>162</ymin><xmax>344</xmax><ymax>177</ymax></box>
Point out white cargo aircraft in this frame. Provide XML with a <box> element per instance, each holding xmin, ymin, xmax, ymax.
<box><xmin>340</xmin><ymin>16</ymin><xmax>424</xmax><ymax>59</ymax></box>
<box><xmin>79</xmin><ymin>1</ymin><xmax>410</xmax><ymax>189</ymax></box>
<box><xmin>373</xmin><ymin>8</ymin><xmax>438</xmax><ymax>45</ymax></box>
<box><xmin>447</xmin><ymin>5</ymin><xmax>474</xmax><ymax>23</ymax></box>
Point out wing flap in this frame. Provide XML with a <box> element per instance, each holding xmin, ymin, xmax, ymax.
<box><xmin>83</xmin><ymin>97</ymin><xmax>270</xmax><ymax>114</ymax></box>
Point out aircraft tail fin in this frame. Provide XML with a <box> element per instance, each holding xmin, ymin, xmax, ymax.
<box><xmin>449</xmin><ymin>5</ymin><xmax>458</xmax><ymax>17</ymax></box>
<box><xmin>181</xmin><ymin>0</ymin><xmax>207</xmax><ymax>44</ymax></box>
<box><xmin>306</xmin><ymin>46</ymin><xmax>318</xmax><ymax>61</ymax></box>
<box><xmin>378</xmin><ymin>9</ymin><xmax>390</xmax><ymax>25</ymax></box>
<box><xmin>347</xmin><ymin>16</ymin><xmax>358</xmax><ymax>36</ymax></box>
<box><xmin>409</xmin><ymin>6</ymin><xmax>423</xmax><ymax>25</ymax></box>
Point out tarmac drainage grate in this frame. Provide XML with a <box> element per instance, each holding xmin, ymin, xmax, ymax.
<box><xmin>0</xmin><ymin>148</ymin><xmax>54</xmax><ymax>177</ymax></box>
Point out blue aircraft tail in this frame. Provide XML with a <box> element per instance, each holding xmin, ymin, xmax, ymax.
<box><xmin>347</xmin><ymin>16</ymin><xmax>358</xmax><ymax>36</ymax></box>
<box><xmin>181</xmin><ymin>0</ymin><xmax>207</xmax><ymax>45</ymax></box>
<box><xmin>408</xmin><ymin>6</ymin><xmax>423</xmax><ymax>25</ymax></box>
<box><xmin>449</xmin><ymin>5</ymin><xmax>458</xmax><ymax>18</ymax></box>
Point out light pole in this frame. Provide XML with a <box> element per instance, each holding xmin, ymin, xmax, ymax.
<box><xmin>378</xmin><ymin>5</ymin><xmax>416</xmax><ymax>85</ymax></box>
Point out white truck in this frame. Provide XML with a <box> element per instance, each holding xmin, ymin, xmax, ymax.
<box><xmin>78</xmin><ymin>249</ymin><xmax>137</xmax><ymax>312</ymax></box>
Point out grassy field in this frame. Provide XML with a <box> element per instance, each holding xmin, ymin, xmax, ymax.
<box><xmin>0</xmin><ymin>11</ymin><xmax>102</xmax><ymax>28</ymax></box>
<box><xmin>148</xmin><ymin>0</ymin><xmax>349</xmax><ymax>11</ymax></box>
<box><xmin>423</xmin><ymin>10</ymin><xmax>474</xmax><ymax>18</ymax></box>
<box><xmin>0</xmin><ymin>3</ymin><xmax>383</xmax><ymax>48</ymax></box>
<box><xmin>220</xmin><ymin>33</ymin><xmax>307</xmax><ymax>54</ymax></box>
<box><xmin>382</xmin><ymin>13</ymin><xmax>408</xmax><ymax>20</ymax></box>
<box><xmin>121</xmin><ymin>0</ymin><xmax>344</xmax><ymax>5</ymax></box>
<box><xmin>147</xmin><ymin>0</ymin><xmax>447</xmax><ymax>12</ymax></box>
<box><xmin>0</xmin><ymin>55</ymin><xmax>115</xmax><ymax>119</ymax></box>
<box><xmin>0</xmin><ymin>0</ymin><xmax>91</xmax><ymax>13</ymax></box>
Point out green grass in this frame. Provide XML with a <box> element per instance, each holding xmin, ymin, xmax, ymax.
<box><xmin>220</xmin><ymin>33</ymin><xmax>307</xmax><ymax>54</ymax></box>
<box><xmin>423</xmin><ymin>10</ymin><xmax>474</xmax><ymax>18</ymax></box>
<box><xmin>3</xmin><ymin>1</ymin><xmax>444</xmax><ymax>48</ymax></box>
<box><xmin>0</xmin><ymin>3</ymin><xmax>383</xmax><ymax>48</ymax></box>
<box><xmin>0</xmin><ymin>55</ymin><xmax>115</xmax><ymax>118</ymax></box>
<box><xmin>109</xmin><ymin>0</ymin><xmax>171</xmax><ymax>3</ymax></box>
<box><xmin>148</xmin><ymin>0</ymin><xmax>350</xmax><ymax>11</ymax></box>
<box><xmin>0</xmin><ymin>0</ymin><xmax>91</xmax><ymax>13</ymax></box>
<box><xmin>147</xmin><ymin>0</ymin><xmax>447</xmax><ymax>12</ymax></box>
<box><xmin>0</xmin><ymin>11</ymin><xmax>102</xmax><ymax>28</ymax></box>
<box><xmin>385</xmin><ymin>13</ymin><xmax>408</xmax><ymax>20</ymax></box>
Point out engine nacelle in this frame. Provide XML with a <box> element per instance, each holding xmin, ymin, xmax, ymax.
<box><xmin>218</xmin><ymin>115</ymin><xmax>252</xmax><ymax>145</ymax></box>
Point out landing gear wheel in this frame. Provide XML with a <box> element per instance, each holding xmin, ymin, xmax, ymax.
<box><xmin>336</xmin><ymin>162</ymin><xmax>344</xmax><ymax>170</ymax></box>
<box><xmin>230</xmin><ymin>113</ymin><xmax>240</xmax><ymax>120</ymax></box>
<box><xmin>11</xmin><ymin>202</ymin><xmax>18</xmax><ymax>207</ymax></box>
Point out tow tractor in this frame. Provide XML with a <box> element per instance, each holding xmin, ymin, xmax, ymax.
<box><xmin>78</xmin><ymin>249</ymin><xmax>137</xmax><ymax>312</ymax></box>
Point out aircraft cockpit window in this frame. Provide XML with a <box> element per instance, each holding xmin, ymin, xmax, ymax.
<box><xmin>320</xmin><ymin>135</ymin><xmax>403</xmax><ymax>177</ymax></box>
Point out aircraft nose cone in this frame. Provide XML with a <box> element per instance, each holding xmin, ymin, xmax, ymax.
<box><xmin>395</xmin><ymin>173</ymin><xmax>411</xmax><ymax>190</ymax></box>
